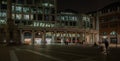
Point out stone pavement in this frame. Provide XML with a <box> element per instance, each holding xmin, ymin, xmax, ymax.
<box><xmin>0</xmin><ymin>45</ymin><xmax>120</xmax><ymax>61</ymax></box>
<box><xmin>0</xmin><ymin>46</ymin><xmax>10</xmax><ymax>61</ymax></box>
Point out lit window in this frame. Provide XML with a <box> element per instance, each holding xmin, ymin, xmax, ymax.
<box><xmin>110</xmin><ymin>31</ymin><xmax>117</xmax><ymax>36</ymax></box>
<box><xmin>12</xmin><ymin>14</ymin><xmax>15</xmax><ymax>19</ymax></box>
<box><xmin>12</xmin><ymin>6</ymin><xmax>15</xmax><ymax>12</ymax></box>
<box><xmin>42</xmin><ymin>3</ymin><xmax>54</xmax><ymax>7</ymax></box>
<box><xmin>0</xmin><ymin>11</ymin><xmax>6</xmax><ymax>17</ymax></box>
<box><xmin>24</xmin><ymin>14</ymin><xmax>29</xmax><ymax>20</ymax></box>
<box><xmin>2</xmin><ymin>1</ymin><xmax>7</xmax><ymax>4</ymax></box>
<box><xmin>46</xmin><ymin>23</ymin><xmax>50</xmax><ymax>27</ymax></box>
<box><xmin>16</xmin><ymin>14</ymin><xmax>22</xmax><ymax>19</ymax></box>
<box><xmin>0</xmin><ymin>19</ymin><xmax>6</xmax><ymax>24</ymax></box>
<box><xmin>15</xmin><ymin>6</ymin><xmax>22</xmax><ymax>12</ymax></box>
<box><xmin>31</xmin><ymin>15</ymin><xmax>33</xmax><ymax>20</ymax></box>
<box><xmin>23</xmin><ymin>7</ymin><xmax>29</xmax><ymax>13</ymax></box>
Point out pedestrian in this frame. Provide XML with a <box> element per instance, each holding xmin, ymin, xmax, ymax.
<box><xmin>103</xmin><ymin>39</ymin><xmax>109</xmax><ymax>54</ymax></box>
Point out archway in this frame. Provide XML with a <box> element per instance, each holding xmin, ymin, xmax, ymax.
<box><xmin>110</xmin><ymin>31</ymin><xmax>117</xmax><ymax>44</ymax></box>
<box><xmin>23</xmin><ymin>32</ymin><xmax>32</xmax><ymax>45</ymax></box>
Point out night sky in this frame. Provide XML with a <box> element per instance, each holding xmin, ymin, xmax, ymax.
<box><xmin>57</xmin><ymin>0</ymin><xmax>119</xmax><ymax>13</ymax></box>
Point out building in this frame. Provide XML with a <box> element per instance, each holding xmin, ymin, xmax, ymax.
<box><xmin>88</xmin><ymin>2</ymin><xmax>120</xmax><ymax>44</ymax></box>
<box><xmin>0</xmin><ymin>0</ymin><xmax>98</xmax><ymax>45</ymax></box>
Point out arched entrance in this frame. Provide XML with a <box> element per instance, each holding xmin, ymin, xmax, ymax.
<box><xmin>34</xmin><ymin>32</ymin><xmax>43</xmax><ymax>45</ymax></box>
<box><xmin>45</xmin><ymin>32</ymin><xmax>52</xmax><ymax>45</ymax></box>
<box><xmin>110</xmin><ymin>31</ymin><xmax>117</xmax><ymax>44</ymax></box>
<box><xmin>23</xmin><ymin>32</ymin><xmax>32</xmax><ymax>45</ymax></box>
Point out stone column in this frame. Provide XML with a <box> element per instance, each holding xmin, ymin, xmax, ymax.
<box><xmin>20</xmin><ymin>30</ymin><xmax>24</xmax><ymax>44</ymax></box>
<box><xmin>42</xmin><ymin>30</ymin><xmax>46</xmax><ymax>45</ymax></box>
<box><xmin>32</xmin><ymin>30</ymin><xmax>35</xmax><ymax>45</ymax></box>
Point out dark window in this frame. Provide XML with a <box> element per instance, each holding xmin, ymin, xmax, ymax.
<box><xmin>44</xmin><ymin>15</ymin><xmax>49</xmax><ymax>21</ymax></box>
<box><xmin>15</xmin><ymin>20</ymin><xmax>20</xmax><ymax>25</ymax></box>
<box><xmin>26</xmin><ymin>0</ymin><xmax>33</xmax><ymax>4</ymax></box>
<box><xmin>110</xmin><ymin>23</ymin><xmax>117</xmax><ymax>28</ymax></box>
<box><xmin>51</xmin><ymin>16</ymin><xmax>55</xmax><ymax>21</ymax></box>
<box><xmin>70</xmin><ymin>22</ymin><xmax>72</xmax><ymax>26</ymax></box>
<box><xmin>12</xmin><ymin>0</ymin><xmax>16</xmax><ymax>3</ymax></box>
<box><xmin>33</xmin><ymin>14</ymin><xmax>36</xmax><ymax>20</ymax></box>
<box><xmin>38</xmin><ymin>14</ymin><xmax>42</xmax><ymax>20</ymax></box>
<box><xmin>17</xmin><ymin>0</ymin><xmax>24</xmax><ymax>4</ymax></box>
<box><xmin>73</xmin><ymin>21</ymin><xmax>76</xmax><ymax>26</ymax></box>
<box><xmin>1</xmin><ymin>4</ymin><xmax>7</xmax><ymax>9</ymax></box>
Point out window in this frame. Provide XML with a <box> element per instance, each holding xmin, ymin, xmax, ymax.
<box><xmin>38</xmin><ymin>7</ymin><xmax>43</xmax><ymax>14</ymax></box>
<box><xmin>1</xmin><ymin>4</ymin><xmax>7</xmax><ymax>9</ymax></box>
<box><xmin>2</xmin><ymin>0</ymin><xmax>7</xmax><ymax>4</ymax></box>
<box><xmin>26</xmin><ymin>0</ymin><xmax>33</xmax><ymax>4</ymax></box>
<box><xmin>12</xmin><ymin>6</ymin><xmax>15</xmax><ymax>12</ymax></box>
<box><xmin>110</xmin><ymin>23</ymin><xmax>117</xmax><ymax>28</ymax></box>
<box><xmin>17</xmin><ymin>0</ymin><xmax>24</xmax><ymax>4</ymax></box>
<box><xmin>15</xmin><ymin>6</ymin><xmax>22</xmax><ymax>12</ymax></box>
<box><xmin>0</xmin><ymin>19</ymin><xmax>6</xmax><ymax>24</ymax></box>
<box><xmin>31</xmin><ymin>14</ymin><xmax>33</xmax><ymax>20</ymax></box>
<box><xmin>110</xmin><ymin>31</ymin><xmax>117</xmax><ymax>36</ymax></box>
<box><xmin>44</xmin><ymin>8</ymin><xmax>50</xmax><ymax>14</ymax></box>
<box><xmin>38</xmin><ymin>14</ymin><xmax>42</xmax><ymax>20</ymax></box>
<box><xmin>23</xmin><ymin>7</ymin><xmax>30</xmax><ymax>13</ymax></box>
<box><xmin>12</xmin><ymin>14</ymin><xmax>15</xmax><ymax>19</ymax></box>
<box><xmin>16</xmin><ymin>14</ymin><xmax>22</xmax><ymax>19</ymax></box>
<box><xmin>24</xmin><ymin>14</ymin><xmax>29</xmax><ymax>20</ymax></box>
<box><xmin>44</xmin><ymin>15</ymin><xmax>49</xmax><ymax>21</ymax></box>
<box><xmin>0</xmin><ymin>11</ymin><xmax>6</xmax><ymax>17</ymax></box>
<box><xmin>31</xmin><ymin>7</ymin><xmax>36</xmax><ymax>13</ymax></box>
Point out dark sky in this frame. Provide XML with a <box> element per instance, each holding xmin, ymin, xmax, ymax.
<box><xmin>57</xmin><ymin>0</ymin><xmax>119</xmax><ymax>13</ymax></box>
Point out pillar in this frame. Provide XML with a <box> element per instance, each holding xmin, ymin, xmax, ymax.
<box><xmin>32</xmin><ymin>30</ymin><xmax>35</xmax><ymax>45</ymax></box>
<box><xmin>20</xmin><ymin>29</ymin><xmax>24</xmax><ymax>44</ymax></box>
<box><xmin>42</xmin><ymin>30</ymin><xmax>46</xmax><ymax>45</ymax></box>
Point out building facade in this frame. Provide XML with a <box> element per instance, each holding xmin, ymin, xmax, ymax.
<box><xmin>89</xmin><ymin>2</ymin><xmax>120</xmax><ymax>44</ymax></box>
<box><xmin>0</xmin><ymin>0</ymin><xmax>98</xmax><ymax>45</ymax></box>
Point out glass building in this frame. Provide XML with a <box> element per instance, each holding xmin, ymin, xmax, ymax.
<box><xmin>0</xmin><ymin>0</ymin><xmax>98</xmax><ymax>45</ymax></box>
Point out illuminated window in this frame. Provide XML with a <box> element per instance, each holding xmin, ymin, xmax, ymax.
<box><xmin>42</xmin><ymin>3</ymin><xmax>54</xmax><ymax>7</ymax></box>
<box><xmin>0</xmin><ymin>11</ymin><xmax>6</xmax><ymax>17</ymax></box>
<box><xmin>0</xmin><ymin>19</ymin><xmax>6</xmax><ymax>24</ymax></box>
<box><xmin>46</xmin><ymin>23</ymin><xmax>51</xmax><ymax>27</ymax></box>
<box><xmin>12</xmin><ymin>14</ymin><xmax>15</xmax><ymax>19</ymax></box>
<box><xmin>24</xmin><ymin>14</ymin><xmax>29</xmax><ymax>20</ymax></box>
<box><xmin>39</xmin><ymin>22</ymin><xmax>45</xmax><ymax>27</ymax></box>
<box><xmin>2</xmin><ymin>0</ymin><xmax>7</xmax><ymax>4</ymax></box>
<box><xmin>42</xmin><ymin>3</ymin><xmax>49</xmax><ymax>7</ymax></box>
<box><xmin>31</xmin><ymin>15</ymin><xmax>33</xmax><ymax>20</ymax></box>
<box><xmin>110</xmin><ymin>31</ymin><xmax>117</xmax><ymax>36</ymax></box>
<box><xmin>23</xmin><ymin>7</ymin><xmax>30</xmax><ymax>13</ymax></box>
<box><xmin>16</xmin><ymin>14</ymin><xmax>22</xmax><ymax>19</ymax></box>
<box><xmin>12</xmin><ymin>6</ymin><xmax>15</xmax><ymax>12</ymax></box>
<box><xmin>15</xmin><ymin>6</ymin><xmax>22</xmax><ymax>12</ymax></box>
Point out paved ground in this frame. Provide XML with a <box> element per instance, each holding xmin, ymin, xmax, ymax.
<box><xmin>0</xmin><ymin>45</ymin><xmax>120</xmax><ymax>61</ymax></box>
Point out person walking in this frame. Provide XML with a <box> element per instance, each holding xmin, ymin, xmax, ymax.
<box><xmin>103</xmin><ymin>39</ymin><xmax>109</xmax><ymax>54</ymax></box>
